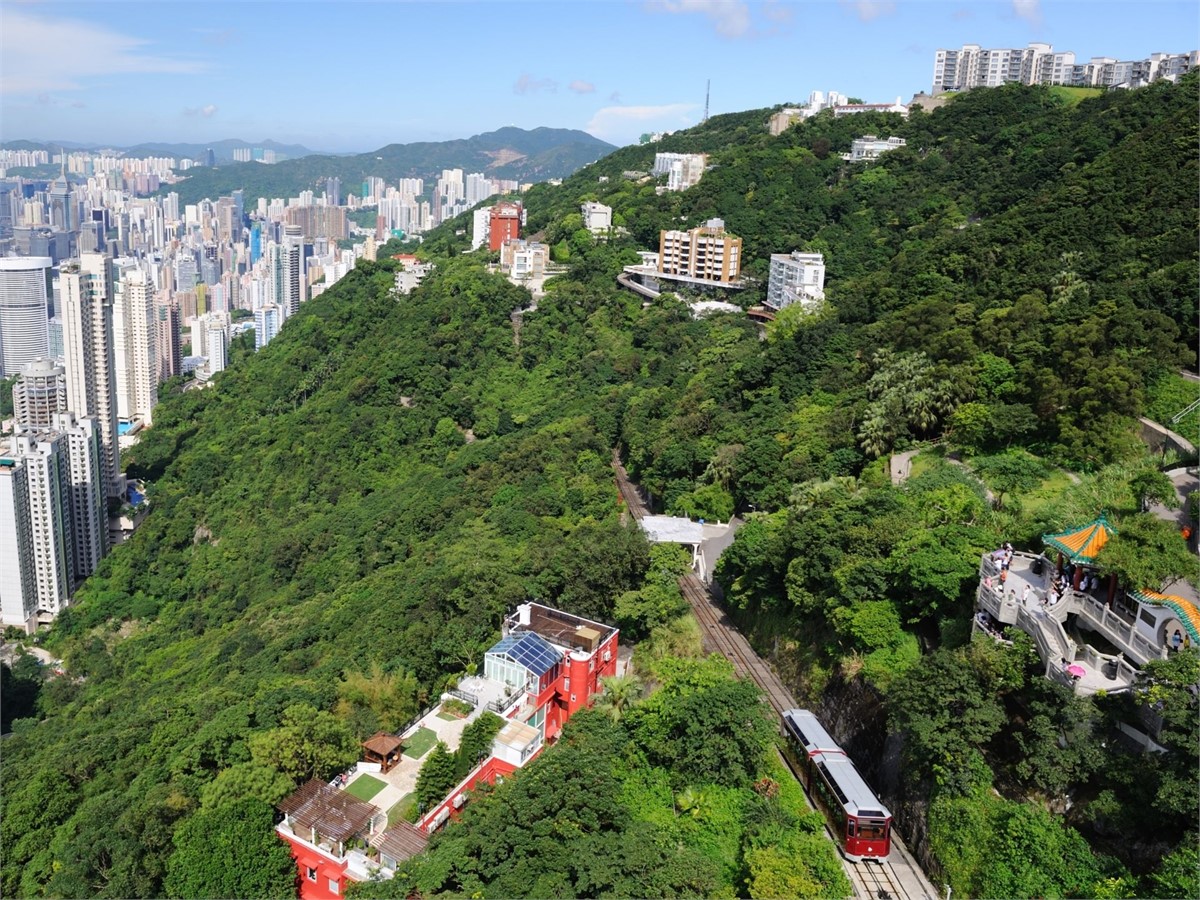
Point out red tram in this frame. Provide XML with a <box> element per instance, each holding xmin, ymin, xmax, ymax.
<box><xmin>782</xmin><ymin>708</ymin><xmax>892</xmax><ymax>862</ymax></box>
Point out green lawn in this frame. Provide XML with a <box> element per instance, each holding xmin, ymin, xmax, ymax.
<box><xmin>344</xmin><ymin>774</ymin><xmax>386</xmax><ymax>803</ymax></box>
<box><xmin>387</xmin><ymin>793</ymin><xmax>419</xmax><ymax>826</ymax></box>
<box><xmin>907</xmin><ymin>448</ymin><xmax>945</xmax><ymax>480</ymax></box>
<box><xmin>403</xmin><ymin>726</ymin><xmax>439</xmax><ymax>759</ymax></box>
<box><xmin>1049</xmin><ymin>86</ymin><xmax>1104</xmax><ymax>106</ymax></box>
<box><xmin>436</xmin><ymin>710</ymin><xmax>460</xmax><ymax>721</ymax></box>
<box><xmin>1021</xmin><ymin>468</ymin><xmax>1076</xmax><ymax>515</ymax></box>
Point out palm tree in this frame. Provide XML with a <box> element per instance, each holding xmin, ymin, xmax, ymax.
<box><xmin>593</xmin><ymin>674</ymin><xmax>643</xmax><ymax>722</ymax></box>
<box><xmin>674</xmin><ymin>785</ymin><xmax>709</xmax><ymax>820</ymax></box>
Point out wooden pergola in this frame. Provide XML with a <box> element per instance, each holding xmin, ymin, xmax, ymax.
<box><xmin>362</xmin><ymin>732</ymin><xmax>404</xmax><ymax>774</ymax></box>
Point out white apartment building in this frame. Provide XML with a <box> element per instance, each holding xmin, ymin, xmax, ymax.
<box><xmin>472</xmin><ymin>206</ymin><xmax>492</xmax><ymax>251</ymax></box>
<box><xmin>933</xmin><ymin>43</ymin><xmax>1198</xmax><ymax>93</ymax></box>
<box><xmin>0</xmin><ymin>457</ymin><xmax>37</xmax><ymax>632</ymax></box>
<box><xmin>653</xmin><ymin>153</ymin><xmax>708</xmax><ymax>192</ymax></box>
<box><xmin>766</xmin><ymin>251</ymin><xmax>826</xmax><ymax>312</ymax></box>
<box><xmin>60</xmin><ymin>254</ymin><xmax>122</xmax><ymax>498</ymax></box>
<box><xmin>255</xmin><ymin>305</ymin><xmax>281</xmax><ymax>349</ymax></box>
<box><xmin>500</xmin><ymin>240</ymin><xmax>548</xmax><ymax>280</ymax></box>
<box><xmin>207</xmin><ymin>321</ymin><xmax>229</xmax><ymax>374</ymax></box>
<box><xmin>0</xmin><ymin>256</ymin><xmax>53</xmax><ymax>377</ymax></box>
<box><xmin>9</xmin><ymin>430</ymin><xmax>74</xmax><ymax>622</ymax></box>
<box><xmin>843</xmin><ymin>135</ymin><xmax>907</xmax><ymax>162</ymax></box>
<box><xmin>581</xmin><ymin>201</ymin><xmax>612</xmax><ymax>233</ymax></box>
<box><xmin>12</xmin><ymin>358</ymin><xmax>67</xmax><ymax>431</ymax></box>
<box><xmin>658</xmin><ymin>218</ymin><xmax>743</xmax><ymax>284</ymax></box>
<box><xmin>112</xmin><ymin>261</ymin><xmax>158</xmax><ymax>425</ymax></box>
<box><xmin>54</xmin><ymin>413</ymin><xmax>107</xmax><ymax>583</ymax></box>
<box><xmin>281</xmin><ymin>225</ymin><xmax>307</xmax><ymax>320</ymax></box>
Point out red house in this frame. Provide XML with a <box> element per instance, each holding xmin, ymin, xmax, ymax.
<box><xmin>417</xmin><ymin>603</ymin><xmax>619</xmax><ymax>830</ymax></box>
<box><xmin>487</xmin><ymin>202</ymin><xmax>523</xmax><ymax>252</ymax></box>
<box><xmin>275</xmin><ymin>603</ymin><xmax>619</xmax><ymax>894</ymax></box>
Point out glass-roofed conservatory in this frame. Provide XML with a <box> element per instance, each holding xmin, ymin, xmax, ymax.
<box><xmin>484</xmin><ymin>631</ymin><xmax>563</xmax><ymax>694</ymax></box>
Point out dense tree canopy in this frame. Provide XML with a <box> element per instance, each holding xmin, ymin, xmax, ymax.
<box><xmin>2</xmin><ymin>73</ymin><xmax>1196</xmax><ymax>898</ymax></box>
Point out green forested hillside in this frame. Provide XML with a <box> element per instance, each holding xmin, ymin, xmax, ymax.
<box><xmin>2</xmin><ymin>75</ymin><xmax>1197</xmax><ymax>900</ymax></box>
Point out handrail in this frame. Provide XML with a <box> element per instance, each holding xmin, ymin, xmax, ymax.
<box><xmin>1171</xmin><ymin>397</ymin><xmax>1200</xmax><ymax>425</ymax></box>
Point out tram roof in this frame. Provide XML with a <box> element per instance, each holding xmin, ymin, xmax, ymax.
<box><xmin>813</xmin><ymin>751</ymin><xmax>891</xmax><ymax>819</ymax></box>
<box><xmin>783</xmin><ymin>708</ymin><xmax>841</xmax><ymax>754</ymax></box>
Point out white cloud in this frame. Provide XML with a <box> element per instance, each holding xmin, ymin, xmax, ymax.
<box><xmin>645</xmin><ymin>0</ymin><xmax>752</xmax><ymax>38</ymax></box>
<box><xmin>513</xmin><ymin>73</ymin><xmax>558</xmax><ymax>95</ymax></box>
<box><xmin>0</xmin><ymin>9</ymin><xmax>206</xmax><ymax>95</ymax></box>
<box><xmin>839</xmin><ymin>0</ymin><xmax>896</xmax><ymax>23</ymax></box>
<box><xmin>1012</xmin><ymin>0</ymin><xmax>1042</xmax><ymax>25</ymax></box>
<box><xmin>183</xmin><ymin>104</ymin><xmax>218</xmax><ymax>118</ymax></box>
<box><xmin>586</xmin><ymin>103</ymin><xmax>700</xmax><ymax>144</ymax></box>
<box><xmin>569</xmin><ymin>80</ymin><xmax>596</xmax><ymax>94</ymax></box>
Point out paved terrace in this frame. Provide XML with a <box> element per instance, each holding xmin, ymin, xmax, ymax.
<box><xmin>975</xmin><ymin>551</ymin><xmax>1166</xmax><ymax>695</ymax></box>
<box><xmin>340</xmin><ymin>700</ymin><xmax>482</xmax><ymax>823</ymax></box>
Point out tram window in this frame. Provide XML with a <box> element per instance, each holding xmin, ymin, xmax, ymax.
<box><xmin>847</xmin><ymin>821</ymin><xmax>856</xmax><ymax>837</ymax></box>
<box><xmin>858</xmin><ymin>819</ymin><xmax>887</xmax><ymax>840</ymax></box>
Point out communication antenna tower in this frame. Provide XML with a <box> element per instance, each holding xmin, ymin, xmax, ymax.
<box><xmin>704</xmin><ymin>79</ymin><xmax>710</xmax><ymax>122</ymax></box>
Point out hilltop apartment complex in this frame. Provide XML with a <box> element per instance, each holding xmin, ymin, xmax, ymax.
<box><xmin>933</xmin><ymin>43</ymin><xmax>1197</xmax><ymax>94</ymax></box>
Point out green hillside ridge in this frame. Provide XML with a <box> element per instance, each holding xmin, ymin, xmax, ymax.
<box><xmin>2</xmin><ymin>75</ymin><xmax>1197</xmax><ymax>899</ymax></box>
<box><xmin>164</xmin><ymin>126</ymin><xmax>615</xmax><ymax>206</ymax></box>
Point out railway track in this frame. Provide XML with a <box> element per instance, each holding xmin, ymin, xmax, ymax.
<box><xmin>612</xmin><ymin>452</ymin><xmax>937</xmax><ymax>900</ymax></box>
<box><xmin>679</xmin><ymin>574</ymin><xmax>797</xmax><ymax>715</ymax></box>
<box><xmin>849</xmin><ymin>856</ymin><xmax>915</xmax><ymax>900</ymax></box>
<box><xmin>612</xmin><ymin>449</ymin><xmax>650</xmax><ymax>521</ymax></box>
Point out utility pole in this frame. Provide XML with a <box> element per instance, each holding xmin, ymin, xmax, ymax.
<box><xmin>704</xmin><ymin>79</ymin><xmax>711</xmax><ymax>122</ymax></box>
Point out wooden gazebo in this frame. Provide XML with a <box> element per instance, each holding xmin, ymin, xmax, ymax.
<box><xmin>362</xmin><ymin>732</ymin><xmax>404</xmax><ymax>774</ymax></box>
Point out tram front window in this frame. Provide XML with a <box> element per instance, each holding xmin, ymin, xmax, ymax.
<box><xmin>858</xmin><ymin>819</ymin><xmax>888</xmax><ymax>840</ymax></box>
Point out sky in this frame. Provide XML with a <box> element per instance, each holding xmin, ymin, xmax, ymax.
<box><xmin>1</xmin><ymin>0</ymin><xmax>1197</xmax><ymax>152</ymax></box>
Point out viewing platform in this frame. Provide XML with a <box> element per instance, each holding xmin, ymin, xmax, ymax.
<box><xmin>973</xmin><ymin>510</ymin><xmax>1199</xmax><ymax>696</ymax></box>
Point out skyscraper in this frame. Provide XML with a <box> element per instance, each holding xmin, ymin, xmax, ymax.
<box><xmin>156</xmin><ymin>300</ymin><xmax>181</xmax><ymax>381</ymax></box>
<box><xmin>8</xmin><ymin>430</ymin><xmax>74</xmax><ymax>619</ymax></box>
<box><xmin>281</xmin><ymin>224</ymin><xmax>306</xmax><ymax>319</ymax></box>
<box><xmin>60</xmin><ymin>254</ymin><xmax>122</xmax><ymax>498</ymax></box>
<box><xmin>48</xmin><ymin>158</ymin><xmax>74</xmax><ymax>232</ymax></box>
<box><xmin>0</xmin><ymin>456</ymin><xmax>37</xmax><ymax>632</ymax></box>
<box><xmin>0</xmin><ymin>256</ymin><xmax>53</xmax><ymax>376</ymax></box>
<box><xmin>54</xmin><ymin>412</ymin><xmax>107</xmax><ymax>581</ymax></box>
<box><xmin>112</xmin><ymin>262</ymin><xmax>158</xmax><ymax>425</ymax></box>
<box><xmin>254</xmin><ymin>304</ymin><xmax>281</xmax><ymax>349</ymax></box>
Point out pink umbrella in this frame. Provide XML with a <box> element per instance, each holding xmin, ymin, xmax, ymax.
<box><xmin>1066</xmin><ymin>664</ymin><xmax>1086</xmax><ymax>678</ymax></box>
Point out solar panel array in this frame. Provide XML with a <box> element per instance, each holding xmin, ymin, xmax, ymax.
<box><xmin>488</xmin><ymin>631</ymin><xmax>562</xmax><ymax>677</ymax></box>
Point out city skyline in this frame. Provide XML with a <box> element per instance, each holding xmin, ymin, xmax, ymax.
<box><xmin>1</xmin><ymin>0</ymin><xmax>1197</xmax><ymax>151</ymax></box>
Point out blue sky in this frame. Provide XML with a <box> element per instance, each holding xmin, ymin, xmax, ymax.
<box><xmin>1</xmin><ymin>0</ymin><xmax>1196</xmax><ymax>151</ymax></box>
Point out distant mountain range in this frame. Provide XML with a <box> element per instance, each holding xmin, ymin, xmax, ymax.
<box><xmin>162</xmin><ymin>127</ymin><xmax>616</xmax><ymax>205</ymax></box>
<box><xmin>1</xmin><ymin>138</ymin><xmax>324</xmax><ymax>162</ymax></box>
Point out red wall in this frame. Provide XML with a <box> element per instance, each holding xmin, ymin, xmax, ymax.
<box><xmin>279</xmin><ymin>831</ymin><xmax>348</xmax><ymax>900</ymax></box>
<box><xmin>488</xmin><ymin>209</ymin><xmax>521</xmax><ymax>251</ymax></box>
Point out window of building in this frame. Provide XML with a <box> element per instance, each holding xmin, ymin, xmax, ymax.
<box><xmin>328</xmin><ymin>878</ymin><xmax>340</xmax><ymax>895</ymax></box>
<box><xmin>306</xmin><ymin>867</ymin><xmax>317</xmax><ymax>882</ymax></box>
